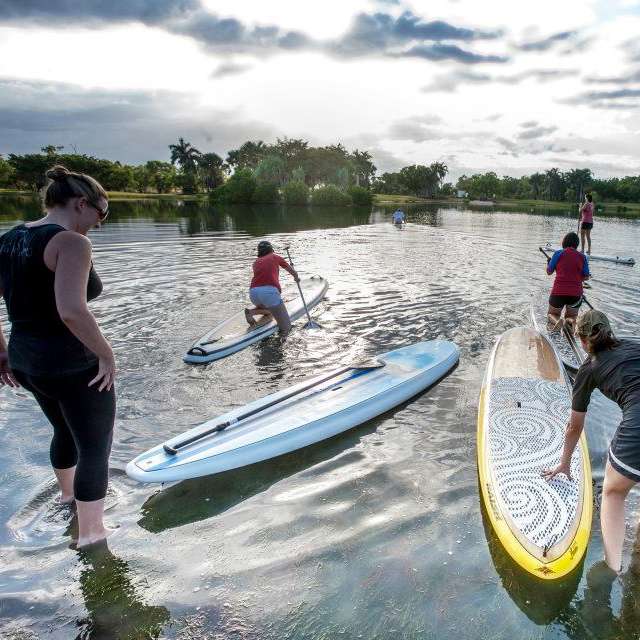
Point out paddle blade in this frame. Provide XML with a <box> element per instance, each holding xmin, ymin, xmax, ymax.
<box><xmin>303</xmin><ymin>320</ymin><xmax>322</xmax><ymax>330</ymax></box>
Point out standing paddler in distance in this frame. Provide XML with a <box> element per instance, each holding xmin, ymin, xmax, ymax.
<box><xmin>579</xmin><ymin>193</ymin><xmax>595</xmax><ymax>255</ymax></box>
<box><xmin>545</xmin><ymin>231</ymin><xmax>590</xmax><ymax>331</ymax></box>
<box><xmin>244</xmin><ymin>240</ymin><xmax>299</xmax><ymax>336</ymax></box>
<box><xmin>392</xmin><ymin>208</ymin><xmax>406</xmax><ymax>225</ymax></box>
<box><xmin>543</xmin><ymin>311</ymin><xmax>640</xmax><ymax>575</ymax></box>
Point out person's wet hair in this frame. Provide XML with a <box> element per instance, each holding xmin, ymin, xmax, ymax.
<box><xmin>586</xmin><ymin>193</ymin><xmax>593</xmax><ymax>203</ymax></box>
<box><xmin>562</xmin><ymin>231</ymin><xmax>580</xmax><ymax>249</ymax></box>
<box><xmin>257</xmin><ymin>241</ymin><xmax>274</xmax><ymax>257</ymax></box>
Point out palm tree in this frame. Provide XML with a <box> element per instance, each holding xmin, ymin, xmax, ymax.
<box><xmin>197</xmin><ymin>152</ymin><xmax>227</xmax><ymax>191</ymax></box>
<box><xmin>430</xmin><ymin>161</ymin><xmax>449</xmax><ymax>196</ymax></box>
<box><xmin>530</xmin><ymin>172</ymin><xmax>545</xmax><ymax>200</ymax></box>
<box><xmin>169</xmin><ymin>138</ymin><xmax>201</xmax><ymax>174</ymax></box>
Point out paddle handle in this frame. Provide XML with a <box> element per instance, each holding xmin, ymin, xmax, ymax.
<box><xmin>284</xmin><ymin>246</ymin><xmax>314</xmax><ymax>325</ymax></box>
<box><xmin>539</xmin><ymin>246</ymin><xmax>551</xmax><ymax>263</ymax></box>
<box><xmin>163</xmin><ymin>365</ymin><xmax>351</xmax><ymax>455</ymax></box>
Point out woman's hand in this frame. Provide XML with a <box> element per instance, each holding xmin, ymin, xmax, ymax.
<box><xmin>292</xmin><ymin>270</ymin><xmax>300</xmax><ymax>282</ymax></box>
<box><xmin>0</xmin><ymin>351</ymin><xmax>19</xmax><ymax>388</ymax></box>
<box><xmin>89</xmin><ymin>350</ymin><xmax>116</xmax><ymax>392</ymax></box>
<box><xmin>542</xmin><ymin>460</ymin><xmax>572</xmax><ymax>482</ymax></box>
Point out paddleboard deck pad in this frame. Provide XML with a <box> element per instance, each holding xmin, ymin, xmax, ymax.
<box><xmin>128</xmin><ymin>340</ymin><xmax>459</xmax><ymax>483</ymax></box>
<box><xmin>544</xmin><ymin>243</ymin><xmax>635</xmax><ymax>266</ymax></box>
<box><xmin>477</xmin><ymin>327</ymin><xmax>592</xmax><ymax>579</ymax></box>
<box><xmin>185</xmin><ymin>276</ymin><xmax>328</xmax><ymax>363</ymax></box>
<box><xmin>530</xmin><ymin>292</ymin><xmax>586</xmax><ymax>371</ymax></box>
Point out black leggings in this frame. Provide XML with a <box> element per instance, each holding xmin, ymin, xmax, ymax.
<box><xmin>13</xmin><ymin>366</ymin><xmax>115</xmax><ymax>502</ymax></box>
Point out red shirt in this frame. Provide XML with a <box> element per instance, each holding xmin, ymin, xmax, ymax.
<box><xmin>547</xmin><ymin>248</ymin><xmax>590</xmax><ymax>296</ymax></box>
<box><xmin>250</xmin><ymin>253</ymin><xmax>290</xmax><ymax>291</ymax></box>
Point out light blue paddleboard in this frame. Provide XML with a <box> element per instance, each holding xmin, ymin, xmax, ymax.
<box><xmin>128</xmin><ymin>340</ymin><xmax>459</xmax><ymax>483</ymax></box>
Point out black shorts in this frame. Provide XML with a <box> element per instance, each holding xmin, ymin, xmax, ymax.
<box><xmin>609</xmin><ymin>405</ymin><xmax>640</xmax><ymax>482</ymax></box>
<box><xmin>549</xmin><ymin>294</ymin><xmax>582</xmax><ymax>310</ymax></box>
<box><xmin>581</xmin><ymin>222</ymin><xmax>593</xmax><ymax>230</ymax></box>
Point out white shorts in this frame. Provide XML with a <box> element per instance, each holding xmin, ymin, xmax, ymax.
<box><xmin>250</xmin><ymin>286</ymin><xmax>282</xmax><ymax>309</ymax></box>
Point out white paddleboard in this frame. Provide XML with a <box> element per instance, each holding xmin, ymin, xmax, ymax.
<box><xmin>128</xmin><ymin>340</ymin><xmax>459</xmax><ymax>483</ymax></box>
<box><xmin>544</xmin><ymin>243</ymin><xmax>635</xmax><ymax>266</ymax></box>
<box><xmin>184</xmin><ymin>276</ymin><xmax>329</xmax><ymax>363</ymax></box>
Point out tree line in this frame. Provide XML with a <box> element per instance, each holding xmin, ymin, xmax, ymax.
<box><xmin>454</xmin><ymin>169</ymin><xmax>640</xmax><ymax>203</ymax></box>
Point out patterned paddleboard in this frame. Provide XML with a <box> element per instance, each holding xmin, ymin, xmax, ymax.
<box><xmin>477</xmin><ymin>327</ymin><xmax>592</xmax><ymax>579</ymax></box>
<box><xmin>530</xmin><ymin>292</ymin><xmax>586</xmax><ymax>371</ymax></box>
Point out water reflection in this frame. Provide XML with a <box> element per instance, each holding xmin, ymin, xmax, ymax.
<box><xmin>480</xmin><ymin>499</ymin><xmax>583</xmax><ymax>624</ymax></box>
<box><xmin>76</xmin><ymin>542</ymin><xmax>170</xmax><ymax>639</ymax></box>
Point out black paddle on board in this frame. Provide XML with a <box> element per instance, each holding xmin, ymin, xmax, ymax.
<box><xmin>163</xmin><ymin>359</ymin><xmax>385</xmax><ymax>455</ymax></box>
<box><xmin>284</xmin><ymin>246</ymin><xmax>321</xmax><ymax>329</ymax></box>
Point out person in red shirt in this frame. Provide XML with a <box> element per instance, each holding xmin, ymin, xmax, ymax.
<box><xmin>579</xmin><ymin>193</ymin><xmax>595</xmax><ymax>255</ymax></box>
<box><xmin>245</xmin><ymin>240</ymin><xmax>299</xmax><ymax>334</ymax></box>
<box><xmin>546</xmin><ymin>231</ymin><xmax>590</xmax><ymax>329</ymax></box>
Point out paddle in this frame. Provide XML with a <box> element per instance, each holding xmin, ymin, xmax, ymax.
<box><xmin>284</xmin><ymin>246</ymin><xmax>321</xmax><ymax>329</ymax></box>
<box><xmin>163</xmin><ymin>359</ymin><xmax>385</xmax><ymax>455</ymax></box>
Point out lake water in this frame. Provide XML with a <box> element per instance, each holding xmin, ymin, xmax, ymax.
<box><xmin>1</xmin><ymin>196</ymin><xmax>639</xmax><ymax>639</ymax></box>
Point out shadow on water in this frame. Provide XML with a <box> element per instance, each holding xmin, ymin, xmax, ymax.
<box><xmin>479</xmin><ymin>497</ymin><xmax>583</xmax><ymax>625</ymax></box>
<box><xmin>137</xmin><ymin>425</ymin><xmax>380</xmax><ymax>534</ymax></box>
<box><xmin>75</xmin><ymin>541</ymin><xmax>170</xmax><ymax>639</ymax></box>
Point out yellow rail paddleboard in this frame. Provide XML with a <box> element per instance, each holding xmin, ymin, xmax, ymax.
<box><xmin>477</xmin><ymin>327</ymin><xmax>592</xmax><ymax>579</ymax></box>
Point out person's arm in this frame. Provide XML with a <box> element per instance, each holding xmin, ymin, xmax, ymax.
<box><xmin>52</xmin><ymin>233</ymin><xmax>116</xmax><ymax>391</ymax></box>
<box><xmin>0</xmin><ymin>282</ymin><xmax>19</xmax><ymax>388</ymax></box>
<box><xmin>542</xmin><ymin>411</ymin><xmax>586</xmax><ymax>480</ymax></box>
<box><xmin>277</xmin><ymin>255</ymin><xmax>299</xmax><ymax>282</ymax></box>
<box><xmin>547</xmin><ymin>250</ymin><xmax>562</xmax><ymax>275</ymax></box>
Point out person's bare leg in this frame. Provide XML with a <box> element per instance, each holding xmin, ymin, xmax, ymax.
<box><xmin>76</xmin><ymin>498</ymin><xmax>115</xmax><ymax>548</ymax></box>
<box><xmin>245</xmin><ymin>307</ymin><xmax>272</xmax><ymax>326</ymax></box>
<box><xmin>564</xmin><ymin>307</ymin><xmax>579</xmax><ymax>331</ymax></box>
<box><xmin>547</xmin><ymin>304</ymin><xmax>563</xmax><ymax>330</ymax></box>
<box><xmin>586</xmin><ymin>229</ymin><xmax>592</xmax><ymax>255</ymax></box>
<box><xmin>54</xmin><ymin>466</ymin><xmax>76</xmax><ymax>504</ymax></box>
<box><xmin>580</xmin><ymin>228</ymin><xmax>586</xmax><ymax>253</ymax></box>
<box><xmin>268</xmin><ymin>302</ymin><xmax>292</xmax><ymax>336</ymax></box>
<box><xmin>601</xmin><ymin>460</ymin><xmax>636</xmax><ymax>572</ymax></box>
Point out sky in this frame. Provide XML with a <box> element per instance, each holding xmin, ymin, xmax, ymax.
<box><xmin>0</xmin><ymin>0</ymin><xmax>640</xmax><ymax>180</ymax></box>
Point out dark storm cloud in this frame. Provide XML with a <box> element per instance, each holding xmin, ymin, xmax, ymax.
<box><xmin>0</xmin><ymin>78</ymin><xmax>276</xmax><ymax>163</ymax></box>
<box><xmin>516</xmin><ymin>30</ymin><xmax>577</xmax><ymax>52</ymax></box>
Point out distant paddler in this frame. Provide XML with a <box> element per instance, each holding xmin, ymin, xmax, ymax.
<box><xmin>544</xmin><ymin>310</ymin><xmax>640</xmax><ymax>574</ymax></box>
<box><xmin>392</xmin><ymin>208</ymin><xmax>406</xmax><ymax>225</ymax></box>
<box><xmin>579</xmin><ymin>193</ymin><xmax>595</xmax><ymax>255</ymax></box>
<box><xmin>545</xmin><ymin>232</ymin><xmax>590</xmax><ymax>330</ymax></box>
<box><xmin>244</xmin><ymin>240</ymin><xmax>299</xmax><ymax>336</ymax></box>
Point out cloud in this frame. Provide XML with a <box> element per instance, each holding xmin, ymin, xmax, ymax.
<box><xmin>520</xmin><ymin>120</ymin><xmax>538</xmax><ymax>128</ymax></box>
<box><xmin>515</xmin><ymin>30</ymin><xmax>577</xmax><ymax>52</ymax></box>
<box><xmin>586</xmin><ymin>68</ymin><xmax>640</xmax><ymax>84</ymax></box>
<box><xmin>516</xmin><ymin>125</ymin><xmax>558</xmax><ymax>139</ymax></box>
<box><xmin>0</xmin><ymin>4</ymin><xmax>507</xmax><ymax>65</ymax></box>
<box><xmin>422</xmin><ymin>68</ymin><xmax>575</xmax><ymax>92</ymax></box>
<box><xmin>0</xmin><ymin>78</ymin><xmax>276</xmax><ymax>163</ymax></box>
<box><xmin>211</xmin><ymin>61</ymin><xmax>252</xmax><ymax>78</ymax></box>
<box><xmin>561</xmin><ymin>87</ymin><xmax>640</xmax><ymax>110</ymax></box>
<box><xmin>387</xmin><ymin>121</ymin><xmax>443</xmax><ymax>143</ymax></box>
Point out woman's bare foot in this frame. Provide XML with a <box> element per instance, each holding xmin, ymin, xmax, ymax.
<box><xmin>244</xmin><ymin>308</ymin><xmax>257</xmax><ymax>326</ymax></box>
<box><xmin>75</xmin><ymin>525</ymin><xmax>118</xmax><ymax>549</ymax></box>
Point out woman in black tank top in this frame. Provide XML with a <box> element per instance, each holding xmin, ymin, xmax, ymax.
<box><xmin>0</xmin><ymin>165</ymin><xmax>116</xmax><ymax>548</ymax></box>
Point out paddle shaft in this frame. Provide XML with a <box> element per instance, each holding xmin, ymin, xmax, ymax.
<box><xmin>163</xmin><ymin>363</ymin><xmax>380</xmax><ymax>454</ymax></box>
<box><xmin>284</xmin><ymin>247</ymin><xmax>314</xmax><ymax>325</ymax></box>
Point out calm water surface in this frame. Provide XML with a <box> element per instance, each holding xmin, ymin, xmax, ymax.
<box><xmin>1</xmin><ymin>197</ymin><xmax>639</xmax><ymax>639</ymax></box>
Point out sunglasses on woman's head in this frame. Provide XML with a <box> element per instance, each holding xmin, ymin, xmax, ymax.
<box><xmin>90</xmin><ymin>201</ymin><xmax>109</xmax><ymax>221</ymax></box>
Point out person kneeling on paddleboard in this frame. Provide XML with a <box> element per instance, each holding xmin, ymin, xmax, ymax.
<box><xmin>392</xmin><ymin>209</ymin><xmax>405</xmax><ymax>224</ymax></box>
<box><xmin>544</xmin><ymin>310</ymin><xmax>640</xmax><ymax>573</ymax></box>
<box><xmin>546</xmin><ymin>232</ymin><xmax>590</xmax><ymax>330</ymax></box>
<box><xmin>245</xmin><ymin>241</ymin><xmax>299</xmax><ymax>335</ymax></box>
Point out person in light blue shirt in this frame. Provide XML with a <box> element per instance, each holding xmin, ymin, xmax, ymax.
<box><xmin>392</xmin><ymin>209</ymin><xmax>405</xmax><ymax>224</ymax></box>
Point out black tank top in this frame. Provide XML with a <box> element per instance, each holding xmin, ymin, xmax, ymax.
<box><xmin>0</xmin><ymin>223</ymin><xmax>102</xmax><ymax>375</ymax></box>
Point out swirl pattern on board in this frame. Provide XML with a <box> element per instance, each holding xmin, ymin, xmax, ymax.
<box><xmin>487</xmin><ymin>377</ymin><xmax>583</xmax><ymax>549</ymax></box>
